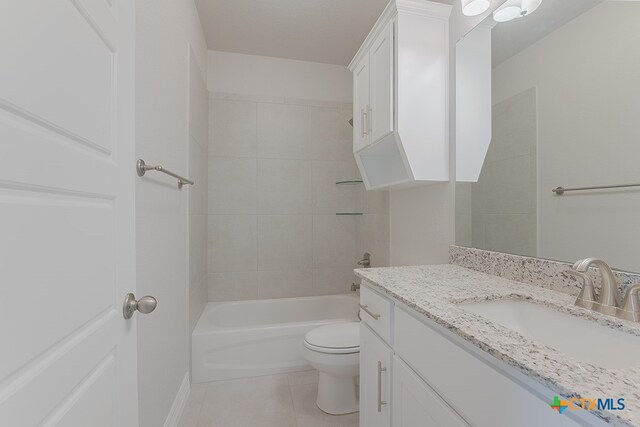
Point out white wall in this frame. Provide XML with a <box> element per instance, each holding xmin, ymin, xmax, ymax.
<box><xmin>389</xmin><ymin>0</ymin><xmax>507</xmax><ymax>266</ymax></box>
<box><xmin>135</xmin><ymin>0</ymin><xmax>207</xmax><ymax>426</ymax></box>
<box><xmin>207</xmin><ymin>51</ymin><xmax>353</xmax><ymax>103</ymax></box>
<box><xmin>492</xmin><ymin>2</ymin><xmax>640</xmax><ymax>272</ymax></box>
<box><xmin>188</xmin><ymin>50</ymin><xmax>209</xmax><ymax>332</ymax></box>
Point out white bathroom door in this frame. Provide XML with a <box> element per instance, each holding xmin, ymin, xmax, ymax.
<box><xmin>0</xmin><ymin>1</ymin><xmax>138</xmax><ymax>426</ymax></box>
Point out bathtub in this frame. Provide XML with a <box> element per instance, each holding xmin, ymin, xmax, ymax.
<box><xmin>192</xmin><ymin>294</ymin><xmax>360</xmax><ymax>383</ymax></box>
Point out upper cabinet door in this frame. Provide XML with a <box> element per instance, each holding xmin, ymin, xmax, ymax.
<box><xmin>369</xmin><ymin>20</ymin><xmax>395</xmax><ymax>144</ymax></box>
<box><xmin>348</xmin><ymin>0</ymin><xmax>451</xmax><ymax>189</ymax></box>
<box><xmin>353</xmin><ymin>58</ymin><xmax>370</xmax><ymax>152</ymax></box>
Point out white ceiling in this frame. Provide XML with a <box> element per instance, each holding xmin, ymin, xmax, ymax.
<box><xmin>194</xmin><ymin>0</ymin><xmax>390</xmax><ymax>65</ymax></box>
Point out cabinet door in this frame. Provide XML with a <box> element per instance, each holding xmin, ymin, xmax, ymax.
<box><xmin>360</xmin><ymin>324</ymin><xmax>392</xmax><ymax>427</ymax></box>
<box><xmin>369</xmin><ymin>19</ymin><xmax>395</xmax><ymax>143</ymax></box>
<box><xmin>353</xmin><ymin>57</ymin><xmax>370</xmax><ymax>152</ymax></box>
<box><xmin>393</xmin><ymin>357</ymin><xmax>469</xmax><ymax>427</ymax></box>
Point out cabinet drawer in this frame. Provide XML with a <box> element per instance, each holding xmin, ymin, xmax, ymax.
<box><xmin>360</xmin><ymin>283</ymin><xmax>393</xmax><ymax>344</ymax></box>
<box><xmin>394</xmin><ymin>307</ymin><xmax>587</xmax><ymax>427</ymax></box>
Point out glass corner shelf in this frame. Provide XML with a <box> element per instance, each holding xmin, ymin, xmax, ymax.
<box><xmin>335</xmin><ymin>180</ymin><xmax>363</xmax><ymax>185</ymax></box>
<box><xmin>335</xmin><ymin>212</ymin><xmax>363</xmax><ymax>216</ymax></box>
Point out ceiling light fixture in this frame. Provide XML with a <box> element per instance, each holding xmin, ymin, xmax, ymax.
<box><xmin>493</xmin><ymin>0</ymin><xmax>543</xmax><ymax>22</ymax></box>
<box><xmin>461</xmin><ymin>0</ymin><xmax>490</xmax><ymax>17</ymax></box>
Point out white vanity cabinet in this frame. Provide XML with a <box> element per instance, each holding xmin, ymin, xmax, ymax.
<box><xmin>392</xmin><ymin>356</ymin><xmax>468</xmax><ymax>427</ymax></box>
<box><xmin>360</xmin><ymin>324</ymin><xmax>392</xmax><ymax>427</ymax></box>
<box><xmin>359</xmin><ymin>282</ymin><xmax>607</xmax><ymax>427</ymax></box>
<box><xmin>348</xmin><ymin>0</ymin><xmax>452</xmax><ymax>190</ymax></box>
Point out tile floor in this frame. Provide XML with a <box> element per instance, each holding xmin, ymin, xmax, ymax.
<box><xmin>178</xmin><ymin>370</ymin><xmax>359</xmax><ymax>427</ymax></box>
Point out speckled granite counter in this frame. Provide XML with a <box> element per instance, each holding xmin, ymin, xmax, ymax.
<box><xmin>354</xmin><ymin>264</ymin><xmax>640</xmax><ymax>427</ymax></box>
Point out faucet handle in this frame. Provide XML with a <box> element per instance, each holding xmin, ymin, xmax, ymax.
<box><xmin>357</xmin><ymin>252</ymin><xmax>371</xmax><ymax>268</ymax></box>
<box><xmin>566</xmin><ymin>269</ymin><xmax>596</xmax><ymax>309</ymax></box>
<box><xmin>618</xmin><ymin>285</ymin><xmax>640</xmax><ymax>322</ymax></box>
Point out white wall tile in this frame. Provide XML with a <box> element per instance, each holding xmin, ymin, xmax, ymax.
<box><xmin>309</xmin><ymin>107</ymin><xmax>353</xmax><ymax>161</ymax></box>
<box><xmin>208</xmin><ymin>215</ymin><xmax>257</xmax><ymax>272</ymax></box>
<box><xmin>482</xmin><ymin>155</ymin><xmax>532</xmax><ymax>214</ymax></box>
<box><xmin>312</xmin><ymin>267</ymin><xmax>356</xmax><ymax>295</ymax></box>
<box><xmin>313</xmin><ymin>215</ymin><xmax>359</xmax><ymax>268</ymax></box>
<box><xmin>207</xmin><ymin>95</ymin><xmax>389</xmax><ymax>302</ymax></box>
<box><xmin>208</xmin><ymin>271</ymin><xmax>258</xmax><ymax>302</ymax></box>
<box><xmin>312</xmin><ymin>161</ymin><xmax>361</xmax><ymax>214</ymax></box>
<box><xmin>257</xmin><ymin>159</ymin><xmax>312</xmax><ymax>214</ymax></box>
<box><xmin>208</xmin><ymin>157</ymin><xmax>257</xmax><ymax>214</ymax></box>
<box><xmin>359</xmin><ymin>214</ymin><xmax>390</xmax><ymax>267</ymax></box>
<box><xmin>258</xmin><ymin>215</ymin><xmax>313</xmax><ymax>270</ymax></box>
<box><xmin>210</xmin><ymin>100</ymin><xmax>257</xmax><ymax>157</ymax></box>
<box><xmin>257</xmin><ymin>103</ymin><xmax>310</xmax><ymax>159</ymax></box>
<box><xmin>257</xmin><ymin>269</ymin><xmax>314</xmax><ymax>299</ymax></box>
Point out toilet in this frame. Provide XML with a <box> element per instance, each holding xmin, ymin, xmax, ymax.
<box><xmin>303</xmin><ymin>322</ymin><xmax>360</xmax><ymax>415</ymax></box>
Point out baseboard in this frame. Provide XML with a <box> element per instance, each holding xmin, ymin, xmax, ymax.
<box><xmin>163</xmin><ymin>372</ymin><xmax>191</xmax><ymax>427</ymax></box>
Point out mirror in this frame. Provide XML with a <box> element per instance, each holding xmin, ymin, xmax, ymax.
<box><xmin>455</xmin><ymin>0</ymin><xmax>640</xmax><ymax>273</ymax></box>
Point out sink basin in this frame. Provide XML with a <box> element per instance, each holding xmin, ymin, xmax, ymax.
<box><xmin>459</xmin><ymin>299</ymin><xmax>640</xmax><ymax>369</ymax></box>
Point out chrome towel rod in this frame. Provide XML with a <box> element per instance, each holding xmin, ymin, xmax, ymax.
<box><xmin>552</xmin><ymin>183</ymin><xmax>640</xmax><ymax>195</ymax></box>
<box><xmin>136</xmin><ymin>159</ymin><xmax>194</xmax><ymax>189</ymax></box>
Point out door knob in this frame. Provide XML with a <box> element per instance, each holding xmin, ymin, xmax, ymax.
<box><xmin>123</xmin><ymin>293</ymin><xmax>157</xmax><ymax>319</ymax></box>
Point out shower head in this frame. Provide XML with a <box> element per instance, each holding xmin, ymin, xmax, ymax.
<box><xmin>348</xmin><ymin>118</ymin><xmax>353</xmax><ymax>127</ymax></box>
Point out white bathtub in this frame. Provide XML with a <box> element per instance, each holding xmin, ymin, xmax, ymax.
<box><xmin>192</xmin><ymin>294</ymin><xmax>360</xmax><ymax>383</ymax></box>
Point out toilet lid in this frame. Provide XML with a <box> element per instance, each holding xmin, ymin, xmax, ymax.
<box><xmin>304</xmin><ymin>322</ymin><xmax>360</xmax><ymax>354</ymax></box>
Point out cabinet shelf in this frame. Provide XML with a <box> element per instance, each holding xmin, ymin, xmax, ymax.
<box><xmin>335</xmin><ymin>180</ymin><xmax>364</xmax><ymax>185</ymax></box>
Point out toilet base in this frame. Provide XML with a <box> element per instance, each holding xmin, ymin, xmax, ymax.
<box><xmin>316</xmin><ymin>372</ymin><xmax>359</xmax><ymax>415</ymax></box>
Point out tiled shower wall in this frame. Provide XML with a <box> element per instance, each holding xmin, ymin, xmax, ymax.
<box><xmin>208</xmin><ymin>93</ymin><xmax>389</xmax><ymax>302</ymax></box>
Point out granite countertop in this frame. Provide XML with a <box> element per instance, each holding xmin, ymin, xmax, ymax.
<box><xmin>354</xmin><ymin>264</ymin><xmax>640</xmax><ymax>427</ymax></box>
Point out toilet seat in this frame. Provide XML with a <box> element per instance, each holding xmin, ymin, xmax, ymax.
<box><xmin>304</xmin><ymin>322</ymin><xmax>360</xmax><ymax>354</ymax></box>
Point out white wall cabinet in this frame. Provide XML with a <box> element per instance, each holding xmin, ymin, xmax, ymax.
<box><xmin>353</xmin><ymin>59</ymin><xmax>370</xmax><ymax>153</ymax></box>
<box><xmin>348</xmin><ymin>0</ymin><xmax>452</xmax><ymax>190</ymax></box>
<box><xmin>369</xmin><ymin>20</ymin><xmax>394</xmax><ymax>144</ymax></box>
<box><xmin>360</xmin><ymin>324</ymin><xmax>392</xmax><ymax>427</ymax></box>
<box><xmin>359</xmin><ymin>282</ymin><xmax>607</xmax><ymax>427</ymax></box>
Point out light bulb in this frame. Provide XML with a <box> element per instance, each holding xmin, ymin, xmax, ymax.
<box><xmin>493</xmin><ymin>0</ymin><xmax>522</xmax><ymax>22</ymax></box>
<box><xmin>462</xmin><ymin>0</ymin><xmax>491</xmax><ymax>17</ymax></box>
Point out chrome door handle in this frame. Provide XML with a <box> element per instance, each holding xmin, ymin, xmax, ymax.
<box><xmin>377</xmin><ymin>361</ymin><xmax>387</xmax><ymax>412</ymax></box>
<box><xmin>367</xmin><ymin>105</ymin><xmax>372</xmax><ymax>135</ymax></box>
<box><xmin>359</xmin><ymin>304</ymin><xmax>380</xmax><ymax>320</ymax></box>
<box><xmin>123</xmin><ymin>293</ymin><xmax>157</xmax><ymax>319</ymax></box>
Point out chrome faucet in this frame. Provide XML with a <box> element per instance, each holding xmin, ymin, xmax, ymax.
<box><xmin>565</xmin><ymin>268</ymin><xmax>596</xmax><ymax>310</ymax></box>
<box><xmin>358</xmin><ymin>252</ymin><xmax>371</xmax><ymax>268</ymax></box>
<box><xmin>573</xmin><ymin>258</ymin><xmax>619</xmax><ymax>315</ymax></box>
<box><xmin>567</xmin><ymin>258</ymin><xmax>640</xmax><ymax>322</ymax></box>
<box><xmin>620</xmin><ymin>285</ymin><xmax>640</xmax><ymax>322</ymax></box>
